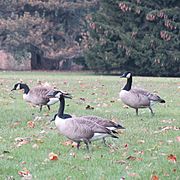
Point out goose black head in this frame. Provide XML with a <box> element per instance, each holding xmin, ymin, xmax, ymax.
<box><xmin>47</xmin><ymin>90</ymin><xmax>72</xmax><ymax>99</ymax></box>
<box><xmin>121</xmin><ymin>72</ymin><xmax>132</xmax><ymax>79</ymax></box>
<box><xmin>11</xmin><ymin>83</ymin><xmax>22</xmax><ymax>91</ymax></box>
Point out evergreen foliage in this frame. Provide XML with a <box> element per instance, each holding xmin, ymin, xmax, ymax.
<box><xmin>85</xmin><ymin>0</ymin><xmax>180</xmax><ymax>76</ymax></box>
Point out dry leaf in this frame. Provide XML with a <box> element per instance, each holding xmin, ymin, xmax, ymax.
<box><xmin>127</xmin><ymin>156</ymin><xmax>136</xmax><ymax>161</ymax></box>
<box><xmin>85</xmin><ymin>105</ymin><xmax>94</xmax><ymax>110</ymax></box>
<box><xmin>27</xmin><ymin>121</ymin><xmax>35</xmax><ymax>128</ymax></box>
<box><xmin>128</xmin><ymin>173</ymin><xmax>139</xmax><ymax>177</ymax></box>
<box><xmin>176</xmin><ymin>136</ymin><xmax>180</xmax><ymax>142</ymax></box>
<box><xmin>18</xmin><ymin>168</ymin><xmax>32</xmax><ymax>179</ymax></box>
<box><xmin>124</xmin><ymin>144</ymin><xmax>128</xmax><ymax>148</ymax></box>
<box><xmin>69</xmin><ymin>152</ymin><xmax>76</xmax><ymax>158</ymax></box>
<box><xmin>167</xmin><ymin>154</ymin><xmax>176</xmax><ymax>163</ymax></box>
<box><xmin>151</xmin><ymin>175</ymin><xmax>159</xmax><ymax>180</ymax></box>
<box><xmin>115</xmin><ymin>160</ymin><xmax>126</xmax><ymax>164</ymax></box>
<box><xmin>137</xmin><ymin>139</ymin><xmax>145</xmax><ymax>144</ymax></box>
<box><xmin>49</xmin><ymin>152</ymin><xmax>58</xmax><ymax>160</ymax></box>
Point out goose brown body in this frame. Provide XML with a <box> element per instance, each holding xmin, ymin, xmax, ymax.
<box><xmin>119</xmin><ymin>72</ymin><xmax>165</xmax><ymax>115</ymax></box>
<box><xmin>49</xmin><ymin>91</ymin><xmax>119</xmax><ymax>150</ymax></box>
<box><xmin>11</xmin><ymin>83</ymin><xmax>59</xmax><ymax>111</ymax></box>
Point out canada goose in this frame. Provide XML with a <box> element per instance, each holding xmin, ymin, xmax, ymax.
<box><xmin>11</xmin><ymin>83</ymin><xmax>59</xmax><ymax>111</ymax></box>
<box><xmin>119</xmin><ymin>72</ymin><xmax>165</xmax><ymax>115</ymax></box>
<box><xmin>48</xmin><ymin>91</ymin><xmax>118</xmax><ymax>151</ymax></box>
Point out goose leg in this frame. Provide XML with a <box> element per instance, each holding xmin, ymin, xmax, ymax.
<box><xmin>136</xmin><ymin>108</ymin><xmax>138</xmax><ymax>116</ymax></box>
<box><xmin>77</xmin><ymin>142</ymin><xmax>80</xmax><ymax>150</ymax></box>
<box><xmin>83</xmin><ymin>140</ymin><xmax>90</xmax><ymax>152</ymax></box>
<box><xmin>39</xmin><ymin>105</ymin><xmax>42</xmax><ymax>112</ymax></box>
<box><xmin>102</xmin><ymin>138</ymin><xmax>107</xmax><ymax>146</ymax></box>
<box><xmin>149</xmin><ymin>107</ymin><xmax>154</xmax><ymax>116</ymax></box>
<box><xmin>47</xmin><ymin>105</ymin><xmax>50</xmax><ymax>111</ymax></box>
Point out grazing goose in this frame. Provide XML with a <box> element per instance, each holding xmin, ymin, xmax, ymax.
<box><xmin>119</xmin><ymin>72</ymin><xmax>165</xmax><ymax>115</ymax></box>
<box><xmin>11</xmin><ymin>83</ymin><xmax>59</xmax><ymax>111</ymax></box>
<box><xmin>48</xmin><ymin>91</ymin><xmax>118</xmax><ymax>151</ymax></box>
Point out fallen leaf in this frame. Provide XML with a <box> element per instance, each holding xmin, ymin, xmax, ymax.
<box><xmin>85</xmin><ymin>105</ymin><xmax>94</xmax><ymax>110</ymax></box>
<box><xmin>151</xmin><ymin>175</ymin><xmax>159</xmax><ymax>180</ymax></box>
<box><xmin>115</xmin><ymin>160</ymin><xmax>126</xmax><ymax>164</ymax></box>
<box><xmin>137</xmin><ymin>139</ymin><xmax>145</xmax><ymax>144</ymax></box>
<box><xmin>32</xmin><ymin>144</ymin><xmax>39</xmax><ymax>149</ymax></box>
<box><xmin>27</xmin><ymin>121</ymin><xmax>35</xmax><ymax>128</ymax></box>
<box><xmin>18</xmin><ymin>168</ymin><xmax>32</xmax><ymax>179</ymax></box>
<box><xmin>123</xmin><ymin>105</ymin><xmax>129</xmax><ymax>108</ymax></box>
<box><xmin>167</xmin><ymin>154</ymin><xmax>176</xmax><ymax>163</ymax></box>
<box><xmin>127</xmin><ymin>156</ymin><xmax>136</xmax><ymax>161</ymax></box>
<box><xmin>80</xmin><ymin>97</ymin><xmax>86</xmax><ymax>101</ymax></box>
<box><xmin>128</xmin><ymin>173</ymin><xmax>139</xmax><ymax>177</ymax></box>
<box><xmin>176</xmin><ymin>136</ymin><xmax>180</xmax><ymax>142</ymax></box>
<box><xmin>49</xmin><ymin>152</ymin><xmax>58</xmax><ymax>160</ymax></box>
<box><xmin>69</xmin><ymin>152</ymin><xmax>76</xmax><ymax>158</ymax></box>
<box><xmin>124</xmin><ymin>144</ymin><xmax>128</xmax><ymax>148</ymax></box>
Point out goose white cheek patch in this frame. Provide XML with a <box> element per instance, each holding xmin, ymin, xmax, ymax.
<box><xmin>126</xmin><ymin>73</ymin><xmax>131</xmax><ymax>78</ymax></box>
<box><xmin>16</xmin><ymin>84</ymin><xmax>21</xmax><ymax>90</ymax></box>
<box><xmin>47</xmin><ymin>98</ymin><xmax>59</xmax><ymax>105</ymax></box>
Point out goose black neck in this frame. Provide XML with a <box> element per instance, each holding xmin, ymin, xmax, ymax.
<box><xmin>123</xmin><ymin>77</ymin><xmax>132</xmax><ymax>91</ymax></box>
<box><xmin>58</xmin><ymin>96</ymin><xmax>65</xmax><ymax>118</ymax></box>
<box><xmin>21</xmin><ymin>84</ymin><xmax>30</xmax><ymax>94</ymax></box>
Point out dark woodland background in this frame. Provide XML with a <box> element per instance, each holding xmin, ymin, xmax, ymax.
<box><xmin>0</xmin><ymin>0</ymin><xmax>179</xmax><ymax>76</ymax></box>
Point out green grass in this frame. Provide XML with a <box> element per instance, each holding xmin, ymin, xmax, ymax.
<box><xmin>0</xmin><ymin>71</ymin><xmax>179</xmax><ymax>180</ymax></box>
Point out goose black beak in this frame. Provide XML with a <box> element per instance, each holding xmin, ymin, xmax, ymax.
<box><xmin>47</xmin><ymin>91</ymin><xmax>72</xmax><ymax>99</ymax></box>
<box><xmin>63</xmin><ymin>93</ymin><xmax>72</xmax><ymax>99</ymax></box>
<box><xmin>120</xmin><ymin>73</ymin><xmax>126</xmax><ymax>78</ymax></box>
<box><xmin>11</xmin><ymin>88</ymin><xmax>15</xmax><ymax>91</ymax></box>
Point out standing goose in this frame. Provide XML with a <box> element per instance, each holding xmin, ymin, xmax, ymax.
<box><xmin>11</xmin><ymin>83</ymin><xmax>59</xmax><ymax>111</ymax></box>
<box><xmin>119</xmin><ymin>72</ymin><xmax>165</xmax><ymax>115</ymax></box>
<box><xmin>48</xmin><ymin>91</ymin><xmax>118</xmax><ymax>151</ymax></box>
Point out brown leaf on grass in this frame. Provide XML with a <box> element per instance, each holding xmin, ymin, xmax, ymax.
<box><xmin>160</xmin><ymin>119</ymin><xmax>175</xmax><ymax>124</ymax></box>
<box><xmin>151</xmin><ymin>175</ymin><xmax>159</xmax><ymax>180</ymax></box>
<box><xmin>69</xmin><ymin>152</ymin><xmax>76</xmax><ymax>158</ymax></box>
<box><xmin>62</xmin><ymin>140</ymin><xmax>77</xmax><ymax>147</ymax></box>
<box><xmin>115</xmin><ymin>160</ymin><xmax>126</xmax><ymax>165</ymax></box>
<box><xmin>158</xmin><ymin>126</ymin><xmax>180</xmax><ymax>131</ymax></box>
<box><xmin>10</xmin><ymin>121</ymin><xmax>21</xmax><ymax>128</ymax></box>
<box><xmin>49</xmin><ymin>152</ymin><xmax>58</xmax><ymax>160</ymax></box>
<box><xmin>137</xmin><ymin>139</ymin><xmax>145</xmax><ymax>144</ymax></box>
<box><xmin>15</xmin><ymin>137</ymin><xmax>30</xmax><ymax>147</ymax></box>
<box><xmin>127</xmin><ymin>156</ymin><xmax>136</xmax><ymax>161</ymax></box>
<box><xmin>84</xmin><ymin>155</ymin><xmax>91</xmax><ymax>160</ymax></box>
<box><xmin>123</xmin><ymin>105</ymin><xmax>129</xmax><ymax>108</ymax></box>
<box><xmin>128</xmin><ymin>173</ymin><xmax>139</xmax><ymax>177</ymax></box>
<box><xmin>80</xmin><ymin>97</ymin><xmax>86</xmax><ymax>101</ymax></box>
<box><xmin>124</xmin><ymin>144</ymin><xmax>128</xmax><ymax>148</ymax></box>
<box><xmin>85</xmin><ymin>105</ymin><xmax>94</xmax><ymax>110</ymax></box>
<box><xmin>127</xmin><ymin>155</ymin><xmax>143</xmax><ymax>161</ymax></box>
<box><xmin>167</xmin><ymin>154</ymin><xmax>177</xmax><ymax>163</ymax></box>
<box><xmin>18</xmin><ymin>168</ymin><xmax>32</xmax><ymax>179</ymax></box>
<box><xmin>176</xmin><ymin>136</ymin><xmax>180</xmax><ymax>142</ymax></box>
<box><xmin>27</xmin><ymin>121</ymin><xmax>35</xmax><ymax>128</ymax></box>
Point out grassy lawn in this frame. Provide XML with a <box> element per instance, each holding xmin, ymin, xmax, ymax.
<box><xmin>0</xmin><ymin>71</ymin><xmax>179</xmax><ymax>180</ymax></box>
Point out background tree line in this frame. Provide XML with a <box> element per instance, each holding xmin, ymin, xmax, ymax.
<box><xmin>0</xmin><ymin>0</ymin><xmax>179</xmax><ymax>76</ymax></box>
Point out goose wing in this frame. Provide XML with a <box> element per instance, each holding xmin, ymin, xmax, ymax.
<box><xmin>28</xmin><ymin>86</ymin><xmax>53</xmax><ymax>104</ymax></box>
<box><xmin>62</xmin><ymin>117</ymin><xmax>111</xmax><ymax>141</ymax></box>
<box><xmin>82</xmin><ymin>115</ymin><xmax>124</xmax><ymax>129</ymax></box>
<box><xmin>132</xmin><ymin>88</ymin><xmax>165</xmax><ymax>103</ymax></box>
